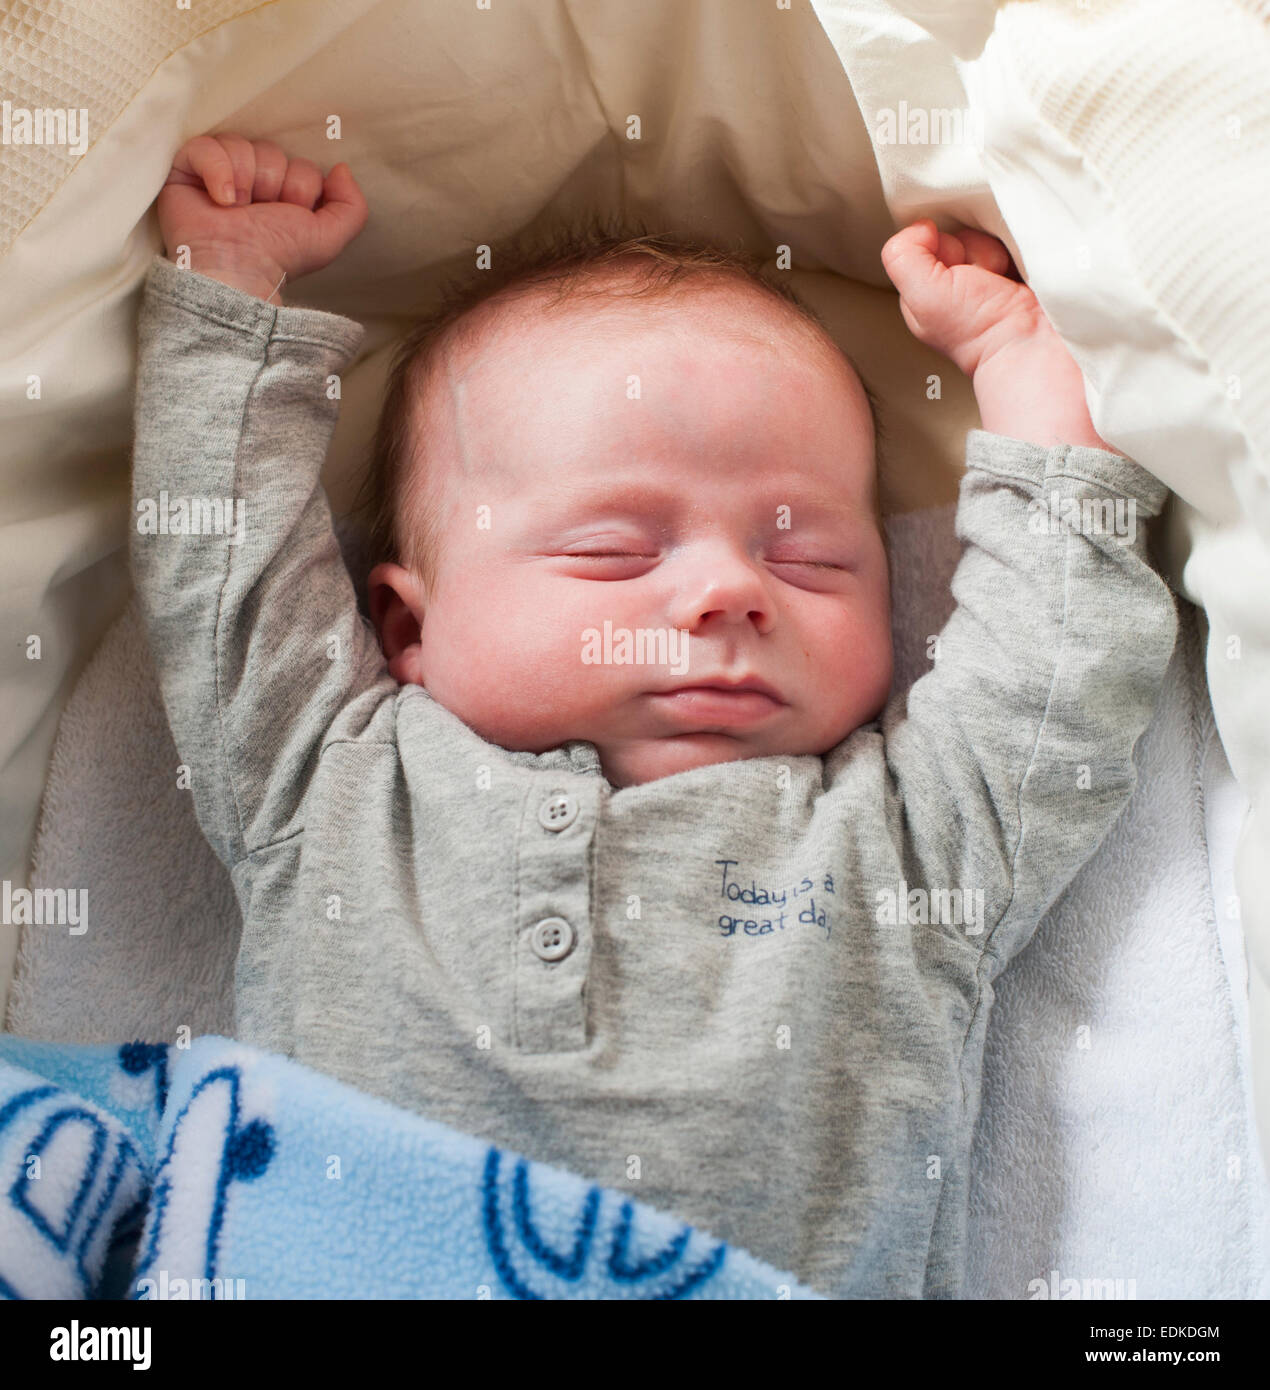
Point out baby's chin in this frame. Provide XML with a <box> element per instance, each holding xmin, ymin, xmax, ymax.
<box><xmin>597</xmin><ymin>733</ymin><xmax>788</xmax><ymax>789</ymax></box>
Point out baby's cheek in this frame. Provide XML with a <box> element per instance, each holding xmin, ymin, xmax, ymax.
<box><xmin>858</xmin><ymin>619</ymin><xmax>895</xmax><ymax>720</ymax></box>
<box><xmin>436</xmin><ymin>605</ymin><xmax>596</xmax><ymax>750</ymax></box>
<box><xmin>818</xmin><ymin>609</ymin><xmax>893</xmax><ymax>728</ymax></box>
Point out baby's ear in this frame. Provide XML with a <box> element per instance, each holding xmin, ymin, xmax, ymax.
<box><xmin>367</xmin><ymin>562</ymin><xmax>428</xmax><ymax>685</ymax></box>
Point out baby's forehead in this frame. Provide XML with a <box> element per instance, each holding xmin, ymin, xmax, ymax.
<box><xmin>421</xmin><ymin>277</ymin><xmax>864</xmax><ymax>448</ymax></box>
<box><xmin>403</xmin><ymin>268</ymin><xmax>872</xmax><ymax>509</ymax></box>
<box><xmin>458</xmin><ymin>270</ymin><xmax>842</xmax><ymax>374</ymax></box>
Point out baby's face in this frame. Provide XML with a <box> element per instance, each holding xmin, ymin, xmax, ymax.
<box><xmin>370</xmin><ymin>280</ymin><xmax>892</xmax><ymax>788</ymax></box>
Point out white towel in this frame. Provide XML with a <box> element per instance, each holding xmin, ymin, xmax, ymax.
<box><xmin>8</xmin><ymin>508</ymin><xmax>1267</xmax><ymax>1297</ymax></box>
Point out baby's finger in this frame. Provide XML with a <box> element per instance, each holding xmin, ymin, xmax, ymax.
<box><xmin>166</xmin><ymin>134</ymin><xmax>238</xmax><ymax>206</ymax></box>
<box><xmin>953</xmin><ymin>226</ymin><xmax>1013</xmax><ymax>277</ymax></box>
<box><xmin>310</xmin><ymin>163</ymin><xmax>369</xmax><ymax>258</ymax></box>
<box><xmin>880</xmin><ymin>218</ymin><xmax>952</xmax><ymax>301</ymax></box>
<box><xmin>249</xmin><ymin>140</ymin><xmax>288</xmax><ymax>203</ymax></box>
<box><xmin>279</xmin><ymin>155</ymin><xmax>324</xmax><ymax>209</ymax></box>
<box><xmin>213</xmin><ymin>132</ymin><xmax>258</xmax><ymax>206</ymax></box>
<box><xmin>881</xmin><ymin>219</ymin><xmax>934</xmax><ymax>280</ymax></box>
<box><xmin>933</xmin><ymin>230</ymin><xmax>968</xmax><ymax>267</ymax></box>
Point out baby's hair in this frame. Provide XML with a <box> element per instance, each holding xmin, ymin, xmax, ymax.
<box><xmin>353</xmin><ymin>211</ymin><xmax>887</xmax><ymax>593</ymax></box>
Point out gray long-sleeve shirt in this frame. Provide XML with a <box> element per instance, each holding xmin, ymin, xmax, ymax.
<box><xmin>130</xmin><ymin>253</ymin><xmax>1177</xmax><ymax>1298</ymax></box>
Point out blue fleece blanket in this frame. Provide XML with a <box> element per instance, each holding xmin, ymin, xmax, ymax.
<box><xmin>0</xmin><ymin>1034</ymin><xmax>820</xmax><ymax>1300</ymax></box>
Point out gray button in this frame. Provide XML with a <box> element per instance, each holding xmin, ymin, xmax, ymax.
<box><xmin>530</xmin><ymin>917</ymin><xmax>575</xmax><ymax>962</ymax></box>
<box><xmin>538</xmin><ymin>793</ymin><xmax>579</xmax><ymax>832</ymax></box>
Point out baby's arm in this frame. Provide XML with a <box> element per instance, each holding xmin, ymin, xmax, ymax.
<box><xmin>131</xmin><ymin>134</ymin><xmax>387</xmax><ymax>866</ymax></box>
<box><xmin>877</xmin><ymin>222</ymin><xmax>1178</xmax><ymax>972</ymax></box>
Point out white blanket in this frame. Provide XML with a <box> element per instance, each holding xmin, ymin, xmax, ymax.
<box><xmin>821</xmin><ymin>0</ymin><xmax>1270</xmax><ymax>1190</ymax></box>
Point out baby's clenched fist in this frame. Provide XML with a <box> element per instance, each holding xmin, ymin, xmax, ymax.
<box><xmin>156</xmin><ymin>132</ymin><xmax>368</xmax><ymax>302</ymax></box>
<box><xmin>880</xmin><ymin>218</ymin><xmax>1038</xmax><ymax>381</ymax></box>
<box><xmin>882</xmin><ymin>217</ymin><xmax>1121</xmax><ymax>451</ymax></box>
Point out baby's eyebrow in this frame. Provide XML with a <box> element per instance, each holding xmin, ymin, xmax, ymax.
<box><xmin>540</xmin><ymin>481</ymin><xmax>865</xmax><ymax>525</ymax></box>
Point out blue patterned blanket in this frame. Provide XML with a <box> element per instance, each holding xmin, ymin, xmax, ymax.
<box><xmin>0</xmin><ymin>1034</ymin><xmax>820</xmax><ymax>1299</ymax></box>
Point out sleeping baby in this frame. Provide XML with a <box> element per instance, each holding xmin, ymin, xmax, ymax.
<box><xmin>131</xmin><ymin>133</ymin><xmax>1178</xmax><ymax>1298</ymax></box>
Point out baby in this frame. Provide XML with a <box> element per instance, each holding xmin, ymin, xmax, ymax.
<box><xmin>132</xmin><ymin>133</ymin><xmax>1178</xmax><ymax>1298</ymax></box>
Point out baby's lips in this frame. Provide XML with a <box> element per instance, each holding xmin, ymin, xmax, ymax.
<box><xmin>655</xmin><ymin>676</ymin><xmax>785</xmax><ymax>703</ymax></box>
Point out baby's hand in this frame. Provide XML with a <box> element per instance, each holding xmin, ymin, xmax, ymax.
<box><xmin>156</xmin><ymin>133</ymin><xmax>368</xmax><ymax>302</ymax></box>
<box><xmin>880</xmin><ymin>218</ymin><xmax>1037</xmax><ymax>380</ymax></box>
<box><xmin>882</xmin><ymin>218</ymin><xmax>1122</xmax><ymax>453</ymax></box>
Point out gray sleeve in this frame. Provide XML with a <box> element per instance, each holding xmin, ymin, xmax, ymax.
<box><xmin>129</xmin><ymin>254</ymin><xmax>391</xmax><ymax>867</ymax></box>
<box><xmin>881</xmin><ymin>428</ymin><xmax>1178</xmax><ymax>977</ymax></box>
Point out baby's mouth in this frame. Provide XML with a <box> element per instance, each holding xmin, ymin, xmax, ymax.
<box><xmin>648</xmin><ymin>683</ymin><xmax>785</xmax><ymax>728</ymax></box>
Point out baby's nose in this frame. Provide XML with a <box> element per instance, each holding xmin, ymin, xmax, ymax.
<box><xmin>666</xmin><ymin>544</ymin><xmax>776</xmax><ymax>634</ymax></box>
